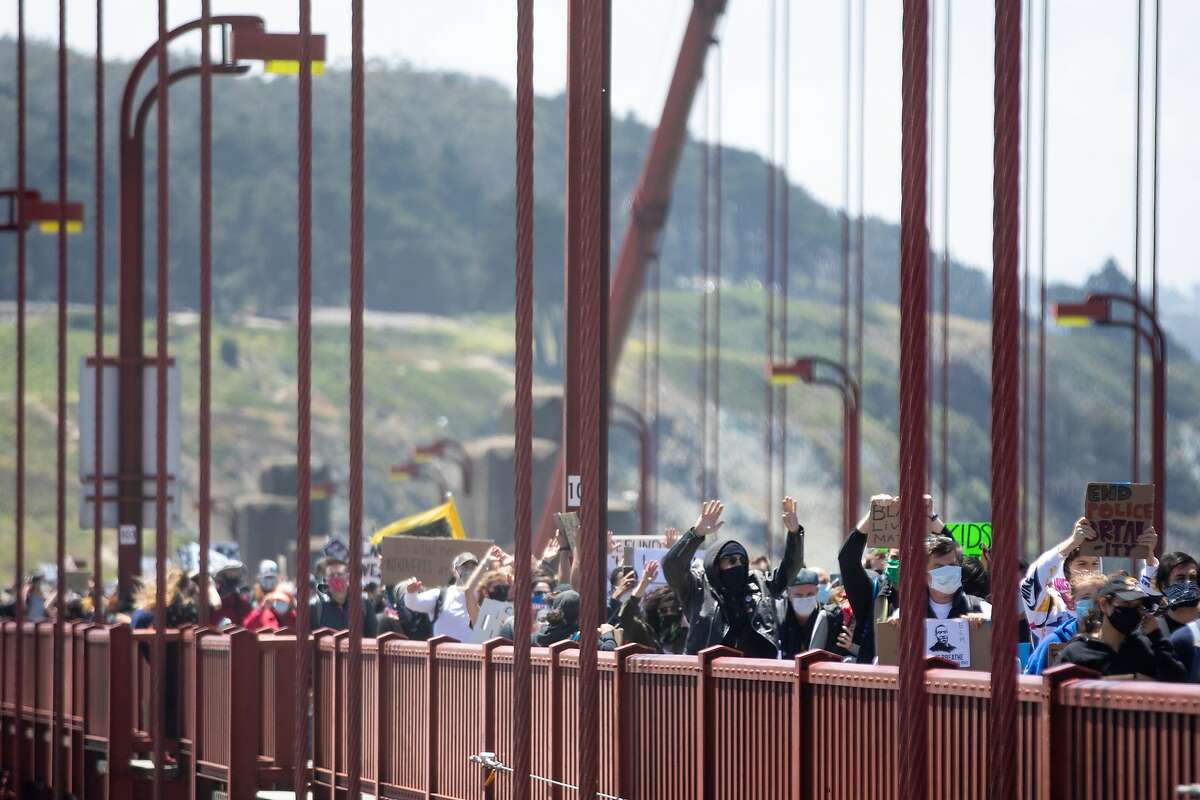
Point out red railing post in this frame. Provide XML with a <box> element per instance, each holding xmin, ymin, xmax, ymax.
<box><xmin>613</xmin><ymin>643</ymin><xmax>651</xmax><ymax>800</ymax></box>
<box><xmin>479</xmin><ymin>637</ymin><xmax>507</xmax><ymax>800</ymax></box>
<box><xmin>227</xmin><ymin>629</ymin><xmax>260</xmax><ymax>798</ymax></box>
<box><xmin>1041</xmin><ymin>664</ymin><xmax>1099</xmax><ymax>800</ymax></box>
<box><xmin>106</xmin><ymin>625</ymin><xmax>133</xmax><ymax>798</ymax></box>
<box><xmin>697</xmin><ymin>645</ymin><xmax>739</xmax><ymax>800</ymax></box>
<box><xmin>425</xmin><ymin>635</ymin><xmax>453</xmax><ymax>799</ymax></box>
<box><xmin>373</xmin><ymin>632</ymin><xmax>398</xmax><ymax>798</ymax></box>
<box><xmin>548</xmin><ymin>640</ymin><xmax>579</xmax><ymax>800</ymax></box>
<box><xmin>792</xmin><ymin>651</ymin><xmax>842</xmax><ymax>800</ymax></box>
<box><xmin>331</xmin><ymin>629</ymin><xmax>349</xmax><ymax>797</ymax></box>
<box><xmin>187</xmin><ymin>626</ymin><xmax>211</xmax><ymax>800</ymax></box>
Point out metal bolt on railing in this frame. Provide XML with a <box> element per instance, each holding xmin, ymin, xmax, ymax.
<box><xmin>469</xmin><ymin>752</ymin><xmax>630</xmax><ymax>800</ymax></box>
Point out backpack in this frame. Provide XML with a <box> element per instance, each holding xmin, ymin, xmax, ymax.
<box><xmin>391</xmin><ymin>587</ymin><xmax>445</xmax><ymax>641</ymax></box>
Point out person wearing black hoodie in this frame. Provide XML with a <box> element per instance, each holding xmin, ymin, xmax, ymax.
<box><xmin>662</xmin><ymin>497</ymin><xmax>805</xmax><ymax>659</ymax></box>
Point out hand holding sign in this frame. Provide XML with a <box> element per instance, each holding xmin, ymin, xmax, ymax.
<box><xmin>1080</xmin><ymin>483</ymin><xmax>1154</xmax><ymax>558</ymax></box>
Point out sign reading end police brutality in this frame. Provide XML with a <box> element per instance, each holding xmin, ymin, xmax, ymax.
<box><xmin>1081</xmin><ymin>482</ymin><xmax>1154</xmax><ymax>559</ymax></box>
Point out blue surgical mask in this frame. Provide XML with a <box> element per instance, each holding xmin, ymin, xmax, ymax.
<box><xmin>928</xmin><ymin>565</ymin><xmax>963</xmax><ymax>595</ymax></box>
<box><xmin>532</xmin><ymin>591</ymin><xmax>546</xmax><ymax>605</ymax></box>
<box><xmin>816</xmin><ymin>584</ymin><xmax>831</xmax><ymax>604</ymax></box>
<box><xmin>1073</xmin><ymin>598</ymin><xmax>1093</xmax><ymax>620</ymax></box>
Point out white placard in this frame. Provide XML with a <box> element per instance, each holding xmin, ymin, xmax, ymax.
<box><xmin>925</xmin><ymin>618</ymin><xmax>971</xmax><ymax>668</ymax></box>
<box><xmin>119</xmin><ymin>524</ymin><xmax>137</xmax><ymax>546</ymax></box>
<box><xmin>566</xmin><ymin>475</ymin><xmax>582</xmax><ymax>507</ymax></box>
<box><xmin>470</xmin><ymin>598</ymin><xmax>514</xmax><ymax>643</ymax></box>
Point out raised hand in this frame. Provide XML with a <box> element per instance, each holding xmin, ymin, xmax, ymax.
<box><xmin>781</xmin><ymin>496</ymin><xmax>801</xmax><ymax>533</ymax></box>
<box><xmin>1136</xmin><ymin>526</ymin><xmax>1158</xmax><ymax>556</ymax></box>
<box><xmin>611</xmin><ymin>570</ymin><xmax>637</xmax><ymax>600</ymax></box>
<box><xmin>855</xmin><ymin>493</ymin><xmax>894</xmax><ymax>533</ymax></box>
<box><xmin>693</xmin><ymin>500</ymin><xmax>725</xmax><ymax>538</ymax></box>
<box><xmin>403</xmin><ymin>578</ymin><xmax>424</xmax><ymax>594</ymax></box>
<box><xmin>635</xmin><ymin>560</ymin><xmax>660</xmax><ymax>597</ymax></box>
<box><xmin>663</xmin><ymin>527</ymin><xmax>680</xmax><ymax>547</ymax></box>
<box><xmin>1071</xmin><ymin>516</ymin><xmax>1096</xmax><ymax>548</ymax></box>
<box><xmin>607</xmin><ymin>531</ymin><xmax>619</xmax><ymax>553</ymax></box>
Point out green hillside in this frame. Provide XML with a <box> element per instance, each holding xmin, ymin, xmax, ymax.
<box><xmin>1</xmin><ymin>39</ymin><xmax>1199</xmax><ymax>578</ymax></box>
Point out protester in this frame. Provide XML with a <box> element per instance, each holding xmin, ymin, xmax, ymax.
<box><xmin>779</xmin><ymin>568</ymin><xmax>844</xmax><ymax>659</ymax></box>
<box><xmin>131</xmin><ymin>567</ymin><xmax>201</xmax><ymax>629</ymax></box>
<box><xmin>662</xmin><ymin>496</ymin><xmax>805</xmax><ymax>658</ymax></box>
<box><xmin>1168</xmin><ymin>582</ymin><xmax>1200</xmax><ymax>681</ymax></box>
<box><xmin>309</xmin><ymin>557</ymin><xmax>379</xmax><ymax>636</ymax></box>
<box><xmin>611</xmin><ymin>560</ymin><xmax>664</xmax><ymax>651</ymax></box>
<box><xmin>532</xmin><ymin>590</ymin><xmax>580</xmax><ymax>646</ymax></box>
<box><xmin>1054</xmin><ymin>573</ymin><xmax>1185</xmax><ymax>680</ymax></box>
<box><xmin>399</xmin><ymin>550</ymin><xmax>478</xmax><ymax>642</ymax></box>
<box><xmin>244</xmin><ymin>589</ymin><xmax>296</xmax><ymax>632</ymax></box>
<box><xmin>1152</xmin><ymin>552</ymin><xmax>1199</xmax><ymax>634</ymax></box>
<box><xmin>1023</xmin><ymin>571</ymin><xmax>1105</xmax><ymax>675</ymax></box>
<box><xmin>608</xmin><ymin>565</ymin><xmax>637</xmax><ymax>624</ymax></box>
<box><xmin>1021</xmin><ymin>517</ymin><xmax>1157</xmax><ymax>643</ymax></box>
<box><xmin>213</xmin><ymin>561</ymin><xmax>254</xmax><ymax>629</ymax></box>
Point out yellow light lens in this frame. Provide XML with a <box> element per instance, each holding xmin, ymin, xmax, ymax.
<box><xmin>1054</xmin><ymin>316</ymin><xmax>1093</xmax><ymax>328</ymax></box>
<box><xmin>389</xmin><ymin>471</ymin><xmax>410</xmax><ymax>482</ymax></box>
<box><xmin>412</xmin><ymin>453</ymin><xmax>434</xmax><ymax>464</ymax></box>
<box><xmin>37</xmin><ymin>220</ymin><xmax>83</xmax><ymax>234</ymax></box>
<box><xmin>264</xmin><ymin>59</ymin><xmax>325</xmax><ymax>76</ymax></box>
<box><xmin>769</xmin><ymin>373</ymin><xmax>799</xmax><ymax>386</ymax></box>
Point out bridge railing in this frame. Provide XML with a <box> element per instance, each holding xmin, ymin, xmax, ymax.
<box><xmin>4</xmin><ymin>624</ymin><xmax>1200</xmax><ymax>798</ymax></box>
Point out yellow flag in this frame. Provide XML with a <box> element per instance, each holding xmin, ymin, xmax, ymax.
<box><xmin>370</xmin><ymin>497</ymin><xmax>467</xmax><ymax>545</ymax></box>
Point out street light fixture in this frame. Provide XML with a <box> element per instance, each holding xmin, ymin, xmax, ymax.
<box><xmin>769</xmin><ymin>356</ymin><xmax>860</xmax><ymax>536</ymax></box>
<box><xmin>113</xmin><ymin>16</ymin><xmax>326</xmax><ymax>593</ymax></box>
<box><xmin>412</xmin><ymin>438</ymin><xmax>473</xmax><ymax>495</ymax></box>
<box><xmin>1052</xmin><ymin>292</ymin><xmax>1167</xmax><ymax>553</ymax></box>
<box><xmin>0</xmin><ymin>189</ymin><xmax>83</xmax><ymax>234</ymax></box>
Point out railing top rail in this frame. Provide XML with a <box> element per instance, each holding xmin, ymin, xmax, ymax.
<box><xmin>807</xmin><ymin>661</ymin><xmax>901</xmax><ymax>689</ymax></box>
<box><xmin>710</xmin><ymin>656</ymin><xmax>795</xmax><ymax>682</ymax></box>
<box><xmin>1059</xmin><ymin>678</ymin><xmax>1200</xmax><ymax>713</ymax></box>
<box><xmin>625</xmin><ymin>653</ymin><xmax>703</xmax><ymax>676</ymax></box>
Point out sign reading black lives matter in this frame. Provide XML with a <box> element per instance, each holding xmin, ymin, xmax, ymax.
<box><xmin>1080</xmin><ymin>482</ymin><xmax>1154</xmax><ymax>559</ymax></box>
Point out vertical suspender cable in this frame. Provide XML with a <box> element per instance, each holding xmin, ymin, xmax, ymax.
<box><xmin>93</xmin><ymin>0</ymin><xmax>105</xmax><ymax>622</ymax></box>
<box><xmin>841</xmin><ymin>0</ymin><xmax>851</xmax><ymax>387</ymax></box>
<box><xmin>927</xmin><ymin>0</ymin><xmax>936</xmax><ymax>483</ymax></box>
<box><xmin>651</xmin><ymin>255</ymin><xmax>660</xmax><ymax>531</ymax></box>
<box><xmin>1132</xmin><ymin>0</ymin><xmax>1144</xmax><ymax>482</ymax></box>
<box><xmin>513</xmin><ymin>1</ymin><xmax>534</xmax><ymax>795</ymax></box>
<box><xmin>198</xmin><ymin>0</ymin><xmax>212</xmax><ymax>627</ymax></box>
<box><xmin>940</xmin><ymin>0</ymin><xmax>952</xmax><ymax>510</ymax></box>
<box><xmin>779</xmin><ymin>0</ymin><xmax>790</xmax><ymax>499</ymax></box>
<box><xmin>1151</xmin><ymin>1</ymin><xmax>1160</xmax><ymax>328</ymax></box>
<box><xmin>346</xmin><ymin>0</ymin><xmax>366</xmax><ymax>795</ymax></box>
<box><xmin>897</xmin><ymin>1</ymin><xmax>930</xmax><ymax>797</ymax></box>
<box><xmin>54</xmin><ymin>3</ymin><xmax>68</xmax><ymax>795</ymax></box>
<box><xmin>152</xmin><ymin>2</ymin><xmax>169</xmax><ymax>796</ymax></box>
<box><xmin>990</xmin><ymin>2</ymin><xmax>1023</xmax><ymax>798</ymax></box>
<box><xmin>855</xmin><ymin>0</ymin><xmax>866</xmax><ymax>504</ymax></box>
<box><xmin>1020</xmin><ymin>0</ymin><xmax>1032</xmax><ymax>554</ymax></box>
<box><xmin>764</xmin><ymin>0</ymin><xmax>776</xmax><ymax>551</ymax></box>
<box><xmin>698</xmin><ymin>82</ymin><xmax>707</xmax><ymax>500</ymax></box>
<box><xmin>13</xmin><ymin>2</ymin><xmax>26</xmax><ymax>785</ymax></box>
<box><xmin>1036</xmin><ymin>0</ymin><xmax>1049</xmax><ymax>554</ymax></box>
<box><xmin>712</xmin><ymin>44</ymin><xmax>722</xmax><ymax>499</ymax></box>
<box><xmin>292</xmin><ymin>1</ymin><xmax>314</xmax><ymax>794</ymax></box>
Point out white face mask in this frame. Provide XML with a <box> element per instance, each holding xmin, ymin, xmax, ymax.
<box><xmin>928</xmin><ymin>565</ymin><xmax>963</xmax><ymax>595</ymax></box>
<box><xmin>790</xmin><ymin>596</ymin><xmax>818</xmax><ymax>618</ymax></box>
<box><xmin>271</xmin><ymin>600</ymin><xmax>291</xmax><ymax>616</ymax></box>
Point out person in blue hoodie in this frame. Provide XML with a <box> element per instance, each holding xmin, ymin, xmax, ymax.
<box><xmin>1023</xmin><ymin>570</ymin><xmax>1106</xmax><ymax>675</ymax></box>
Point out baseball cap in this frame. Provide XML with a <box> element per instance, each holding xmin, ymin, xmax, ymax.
<box><xmin>258</xmin><ymin>559</ymin><xmax>279</xmax><ymax>577</ymax></box>
<box><xmin>452</xmin><ymin>551</ymin><xmax>479</xmax><ymax>572</ymax></box>
<box><xmin>791</xmin><ymin>568</ymin><xmax>820</xmax><ymax>587</ymax></box>
<box><xmin>1099</xmin><ymin>575</ymin><xmax>1151</xmax><ymax>602</ymax></box>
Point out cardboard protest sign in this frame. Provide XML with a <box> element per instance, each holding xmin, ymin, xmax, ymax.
<box><xmin>1080</xmin><ymin>482</ymin><xmax>1154</xmax><ymax>558</ymax></box>
<box><xmin>925</xmin><ymin>618</ymin><xmax>971</xmax><ymax>668</ymax></box>
<box><xmin>379</xmin><ymin>536</ymin><xmax>495</xmax><ymax>586</ymax></box>
<box><xmin>470</xmin><ymin>598</ymin><xmax>514</xmax><ymax>644</ymax></box>
<box><xmin>874</xmin><ymin>618</ymin><xmax>992</xmax><ymax>671</ymax></box>
<box><xmin>362</xmin><ymin>556</ymin><xmax>381</xmax><ymax>586</ymax></box>
<box><xmin>866</xmin><ymin>496</ymin><xmax>934</xmax><ymax>548</ymax></box>
<box><xmin>555</xmin><ymin>512</ymin><xmax>580</xmax><ymax>554</ymax></box>
<box><xmin>945</xmin><ymin>522</ymin><xmax>992</xmax><ymax>558</ymax></box>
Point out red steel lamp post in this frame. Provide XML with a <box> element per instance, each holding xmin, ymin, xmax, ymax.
<box><xmin>769</xmin><ymin>356</ymin><xmax>861</xmax><ymax>536</ymax></box>
<box><xmin>1052</xmin><ymin>293</ymin><xmax>1167</xmax><ymax>554</ymax></box>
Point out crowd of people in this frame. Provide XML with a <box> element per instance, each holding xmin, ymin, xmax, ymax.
<box><xmin>4</xmin><ymin>491</ymin><xmax>1198</xmax><ymax>682</ymax></box>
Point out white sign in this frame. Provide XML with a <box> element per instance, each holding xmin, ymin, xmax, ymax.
<box><xmin>362</xmin><ymin>556</ymin><xmax>381</xmax><ymax>584</ymax></box>
<box><xmin>78</xmin><ymin>359</ymin><xmax>182</xmax><ymax>528</ymax></box>
<box><xmin>924</xmin><ymin>618</ymin><xmax>971</xmax><ymax>668</ymax></box>
<box><xmin>566</xmin><ymin>475</ymin><xmax>582</xmax><ymax>507</ymax></box>
<box><xmin>119</xmin><ymin>524</ymin><xmax>137</xmax><ymax>546</ymax></box>
<box><xmin>633</xmin><ymin>547</ymin><xmax>669</xmax><ymax>587</ymax></box>
<box><xmin>470</xmin><ymin>599</ymin><xmax>514</xmax><ymax>643</ymax></box>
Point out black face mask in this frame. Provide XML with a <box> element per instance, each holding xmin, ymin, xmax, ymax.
<box><xmin>720</xmin><ymin>564</ymin><xmax>750</xmax><ymax>594</ymax></box>
<box><xmin>1108</xmin><ymin>605</ymin><xmax>1142</xmax><ymax>635</ymax></box>
<box><xmin>489</xmin><ymin>585</ymin><xmax>510</xmax><ymax>602</ymax></box>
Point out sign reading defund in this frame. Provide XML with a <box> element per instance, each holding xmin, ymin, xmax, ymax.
<box><xmin>1080</xmin><ymin>482</ymin><xmax>1154</xmax><ymax>559</ymax></box>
